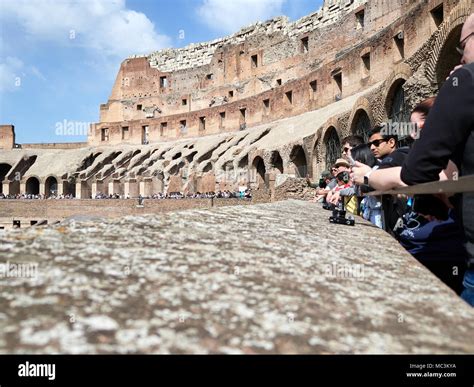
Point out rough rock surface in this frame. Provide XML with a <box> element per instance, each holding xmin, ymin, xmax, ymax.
<box><xmin>1</xmin><ymin>200</ymin><xmax>473</xmax><ymax>354</ymax></box>
<box><xmin>274</xmin><ymin>178</ymin><xmax>316</xmax><ymax>201</ymax></box>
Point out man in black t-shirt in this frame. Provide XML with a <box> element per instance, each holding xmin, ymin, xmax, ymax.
<box><xmin>401</xmin><ymin>14</ymin><xmax>474</xmax><ymax>306</ymax></box>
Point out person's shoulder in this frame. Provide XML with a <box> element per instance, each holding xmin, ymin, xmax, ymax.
<box><xmin>463</xmin><ymin>62</ymin><xmax>474</xmax><ymax>75</ymax></box>
<box><xmin>379</xmin><ymin>148</ymin><xmax>408</xmax><ymax>168</ymax></box>
<box><xmin>451</xmin><ymin>63</ymin><xmax>474</xmax><ymax>82</ymax></box>
<box><xmin>394</xmin><ymin>146</ymin><xmax>410</xmax><ymax>158</ymax></box>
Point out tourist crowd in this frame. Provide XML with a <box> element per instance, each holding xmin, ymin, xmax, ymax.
<box><xmin>0</xmin><ymin>193</ymin><xmax>75</xmax><ymax>200</ymax></box>
<box><xmin>307</xmin><ymin>14</ymin><xmax>474</xmax><ymax>306</ymax></box>
<box><xmin>0</xmin><ymin>190</ymin><xmax>251</xmax><ymax>200</ymax></box>
<box><xmin>93</xmin><ymin>189</ymin><xmax>252</xmax><ymax>200</ymax></box>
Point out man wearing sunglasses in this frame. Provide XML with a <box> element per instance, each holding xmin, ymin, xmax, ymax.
<box><xmin>353</xmin><ymin>13</ymin><xmax>474</xmax><ymax>306</ymax></box>
<box><xmin>341</xmin><ymin>135</ymin><xmax>364</xmax><ymax>160</ymax></box>
<box><xmin>367</xmin><ymin>125</ymin><xmax>409</xmax><ymax>168</ymax></box>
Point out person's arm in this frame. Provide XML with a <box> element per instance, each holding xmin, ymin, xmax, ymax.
<box><xmin>352</xmin><ymin>163</ymin><xmax>454</xmax><ymax>191</ymax></box>
<box><xmin>364</xmin><ymin>167</ymin><xmax>405</xmax><ymax>191</ymax></box>
<box><xmin>338</xmin><ymin>186</ymin><xmax>356</xmax><ymax>196</ymax></box>
<box><xmin>401</xmin><ymin>66</ymin><xmax>474</xmax><ymax>184</ymax></box>
<box><xmin>352</xmin><ymin>162</ymin><xmax>405</xmax><ymax>190</ymax></box>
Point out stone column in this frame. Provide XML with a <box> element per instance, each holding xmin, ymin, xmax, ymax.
<box><xmin>2</xmin><ymin>180</ymin><xmax>9</xmax><ymax>195</ymax></box>
<box><xmin>57</xmin><ymin>181</ymin><xmax>64</xmax><ymax>196</ymax></box>
<box><xmin>75</xmin><ymin>182</ymin><xmax>82</xmax><ymax>199</ymax></box>
<box><xmin>108</xmin><ymin>181</ymin><xmax>114</xmax><ymax>196</ymax></box>
<box><xmin>123</xmin><ymin>180</ymin><xmax>130</xmax><ymax>198</ymax></box>
<box><xmin>39</xmin><ymin>182</ymin><xmax>45</xmax><ymax>197</ymax></box>
<box><xmin>268</xmin><ymin>172</ymin><xmax>276</xmax><ymax>202</ymax></box>
<box><xmin>91</xmin><ymin>181</ymin><xmax>98</xmax><ymax>198</ymax></box>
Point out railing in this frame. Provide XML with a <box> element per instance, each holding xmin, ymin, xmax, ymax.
<box><xmin>367</xmin><ymin>175</ymin><xmax>474</xmax><ymax>196</ymax></box>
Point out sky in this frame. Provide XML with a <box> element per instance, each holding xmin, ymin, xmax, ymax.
<box><xmin>0</xmin><ymin>0</ymin><xmax>323</xmax><ymax>144</ymax></box>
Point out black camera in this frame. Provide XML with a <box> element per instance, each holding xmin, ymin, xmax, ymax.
<box><xmin>318</xmin><ymin>178</ymin><xmax>327</xmax><ymax>189</ymax></box>
<box><xmin>329</xmin><ymin>203</ymin><xmax>355</xmax><ymax>226</ymax></box>
<box><xmin>322</xmin><ymin>202</ymin><xmax>335</xmax><ymax>211</ymax></box>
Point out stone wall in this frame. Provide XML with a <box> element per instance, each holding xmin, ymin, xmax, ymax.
<box><xmin>3</xmin><ymin>0</ymin><xmax>472</xmax><ymax>201</ymax></box>
<box><xmin>21</xmin><ymin>142</ymin><xmax>88</xmax><ymax>150</ymax></box>
<box><xmin>0</xmin><ymin>125</ymin><xmax>15</xmax><ymax>149</ymax></box>
<box><xmin>1</xmin><ymin>200</ymin><xmax>473</xmax><ymax>353</ymax></box>
<box><xmin>145</xmin><ymin>0</ymin><xmax>365</xmax><ymax>73</ymax></box>
<box><xmin>0</xmin><ymin>198</ymin><xmax>257</xmax><ymax>229</ymax></box>
<box><xmin>92</xmin><ymin>0</ymin><xmax>464</xmax><ymax>146</ymax></box>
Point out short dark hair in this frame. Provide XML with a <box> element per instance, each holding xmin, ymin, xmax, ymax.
<box><xmin>412</xmin><ymin>97</ymin><xmax>435</xmax><ymax>117</ymax></box>
<box><xmin>369</xmin><ymin>124</ymin><xmax>398</xmax><ymax>144</ymax></box>
<box><xmin>341</xmin><ymin>135</ymin><xmax>364</xmax><ymax>147</ymax></box>
<box><xmin>351</xmin><ymin>144</ymin><xmax>377</xmax><ymax>168</ymax></box>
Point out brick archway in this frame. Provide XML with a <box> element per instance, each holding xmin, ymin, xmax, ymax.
<box><xmin>426</xmin><ymin>0</ymin><xmax>472</xmax><ymax>87</ymax></box>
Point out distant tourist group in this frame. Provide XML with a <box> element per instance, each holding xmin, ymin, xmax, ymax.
<box><xmin>93</xmin><ymin>190</ymin><xmax>252</xmax><ymax>200</ymax></box>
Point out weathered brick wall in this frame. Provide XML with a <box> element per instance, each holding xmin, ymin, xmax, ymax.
<box><xmin>21</xmin><ymin>142</ymin><xmax>88</xmax><ymax>149</ymax></box>
<box><xmin>92</xmin><ymin>0</ymin><xmax>463</xmax><ymax>146</ymax></box>
<box><xmin>0</xmin><ymin>125</ymin><xmax>15</xmax><ymax>149</ymax></box>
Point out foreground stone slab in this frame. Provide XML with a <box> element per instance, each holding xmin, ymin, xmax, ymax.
<box><xmin>0</xmin><ymin>200</ymin><xmax>473</xmax><ymax>354</ymax></box>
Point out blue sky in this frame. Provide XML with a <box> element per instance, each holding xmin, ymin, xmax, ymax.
<box><xmin>0</xmin><ymin>0</ymin><xmax>323</xmax><ymax>144</ymax></box>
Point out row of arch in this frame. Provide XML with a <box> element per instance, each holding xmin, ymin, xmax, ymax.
<box><xmin>24</xmin><ymin>176</ymin><xmax>60</xmax><ymax>196</ymax></box>
<box><xmin>249</xmin><ymin>76</ymin><xmax>410</xmax><ymax>188</ymax></box>
<box><xmin>243</xmin><ymin>0</ymin><xmax>473</xmax><ymax>188</ymax></box>
<box><xmin>1</xmin><ymin>174</ymin><xmax>74</xmax><ymax>197</ymax></box>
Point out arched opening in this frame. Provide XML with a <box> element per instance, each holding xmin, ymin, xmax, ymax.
<box><xmin>63</xmin><ymin>179</ymin><xmax>76</xmax><ymax>197</ymax></box>
<box><xmin>289</xmin><ymin>145</ymin><xmax>307</xmax><ymax>177</ymax></box>
<box><xmin>0</xmin><ymin>163</ymin><xmax>12</xmax><ymax>194</ymax></box>
<box><xmin>270</xmin><ymin>151</ymin><xmax>284</xmax><ymax>174</ymax></box>
<box><xmin>26</xmin><ymin>177</ymin><xmax>40</xmax><ymax>195</ymax></box>
<box><xmin>351</xmin><ymin>109</ymin><xmax>372</xmax><ymax>142</ymax></box>
<box><xmin>324</xmin><ymin>127</ymin><xmax>341</xmax><ymax>170</ymax></box>
<box><xmin>202</xmin><ymin>162</ymin><xmax>212</xmax><ymax>173</ymax></box>
<box><xmin>45</xmin><ymin>176</ymin><xmax>58</xmax><ymax>197</ymax></box>
<box><xmin>436</xmin><ymin>24</ymin><xmax>463</xmax><ymax>88</ymax></box>
<box><xmin>387</xmin><ymin>80</ymin><xmax>410</xmax><ymax>146</ymax></box>
<box><xmin>252</xmin><ymin>156</ymin><xmax>266</xmax><ymax>188</ymax></box>
<box><xmin>238</xmin><ymin>155</ymin><xmax>249</xmax><ymax>169</ymax></box>
<box><xmin>170</xmin><ymin>161</ymin><xmax>186</xmax><ymax>175</ymax></box>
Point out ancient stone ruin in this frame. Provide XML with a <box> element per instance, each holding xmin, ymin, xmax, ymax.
<box><xmin>1</xmin><ymin>0</ymin><xmax>474</xmax><ymax>355</ymax></box>
<box><xmin>1</xmin><ymin>0</ymin><xmax>472</xmax><ymax>208</ymax></box>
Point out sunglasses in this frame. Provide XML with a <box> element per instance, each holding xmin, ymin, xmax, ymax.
<box><xmin>342</xmin><ymin>147</ymin><xmax>350</xmax><ymax>153</ymax></box>
<box><xmin>367</xmin><ymin>139</ymin><xmax>387</xmax><ymax>147</ymax></box>
<box><xmin>456</xmin><ymin>32</ymin><xmax>474</xmax><ymax>55</ymax></box>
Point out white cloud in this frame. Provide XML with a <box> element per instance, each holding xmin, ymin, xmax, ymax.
<box><xmin>0</xmin><ymin>0</ymin><xmax>171</xmax><ymax>58</ymax></box>
<box><xmin>197</xmin><ymin>0</ymin><xmax>286</xmax><ymax>34</ymax></box>
<box><xmin>0</xmin><ymin>57</ymin><xmax>24</xmax><ymax>92</ymax></box>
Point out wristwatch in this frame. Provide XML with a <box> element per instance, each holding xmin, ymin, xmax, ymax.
<box><xmin>363</xmin><ymin>169</ymin><xmax>373</xmax><ymax>186</ymax></box>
